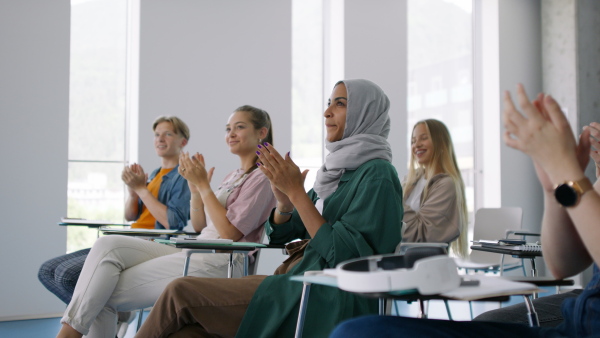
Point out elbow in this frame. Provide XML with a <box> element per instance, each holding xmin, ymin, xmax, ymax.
<box><xmin>192</xmin><ymin>224</ymin><xmax>206</xmax><ymax>233</ymax></box>
<box><xmin>546</xmin><ymin>264</ymin><xmax>570</xmax><ymax>280</ymax></box>
<box><xmin>224</xmin><ymin>230</ymin><xmax>243</xmax><ymax>242</ymax></box>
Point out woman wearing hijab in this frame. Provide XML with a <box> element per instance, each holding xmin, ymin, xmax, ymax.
<box><xmin>135</xmin><ymin>79</ymin><xmax>404</xmax><ymax>338</ymax></box>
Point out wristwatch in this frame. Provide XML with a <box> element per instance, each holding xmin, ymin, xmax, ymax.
<box><xmin>554</xmin><ymin>177</ymin><xmax>593</xmax><ymax>207</ymax></box>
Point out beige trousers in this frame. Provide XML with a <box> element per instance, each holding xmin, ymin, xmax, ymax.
<box><xmin>135</xmin><ymin>275</ymin><xmax>267</xmax><ymax>338</ymax></box>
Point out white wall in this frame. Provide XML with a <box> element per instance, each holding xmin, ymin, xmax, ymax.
<box><xmin>137</xmin><ymin>0</ymin><xmax>292</xmax><ymax>187</ymax></box>
<box><xmin>0</xmin><ymin>1</ymin><xmax>70</xmax><ymax>320</ymax></box>
<box><xmin>344</xmin><ymin>0</ymin><xmax>408</xmax><ymax>173</ymax></box>
<box><xmin>498</xmin><ymin>0</ymin><xmax>544</xmax><ymax>234</ymax></box>
<box><xmin>575</xmin><ymin>0</ymin><xmax>600</xmax><ymax>285</ymax></box>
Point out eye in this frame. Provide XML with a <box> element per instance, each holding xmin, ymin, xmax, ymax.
<box><xmin>225</xmin><ymin>127</ymin><xmax>231</xmax><ymax>132</ymax></box>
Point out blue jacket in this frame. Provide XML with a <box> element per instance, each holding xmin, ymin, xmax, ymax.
<box><xmin>137</xmin><ymin>164</ymin><xmax>190</xmax><ymax>230</ymax></box>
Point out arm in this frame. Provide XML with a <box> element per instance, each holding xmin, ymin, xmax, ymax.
<box><xmin>256</xmin><ymin>145</ymin><xmax>317</xmax><ymax>235</ymax></box>
<box><xmin>189</xmin><ymin>190</ymin><xmax>207</xmax><ymax>233</ymax></box>
<box><xmin>308</xmin><ymin>161</ymin><xmax>404</xmax><ymax>267</ymax></box>
<box><xmin>539</xmin><ymin>178</ymin><xmax>593</xmax><ymax>278</ymax></box>
<box><xmin>180</xmin><ymin>153</ymin><xmax>242</xmax><ymax>240</ymax></box>
<box><xmin>124</xmin><ymin>189</ymin><xmax>139</xmax><ymax>222</ymax></box>
<box><xmin>265</xmin><ymin>191</ymin><xmax>317</xmax><ymax>244</ymax></box>
<box><xmin>402</xmin><ymin>175</ymin><xmax>460</xmax><ymax>244</ymax></box>
<box><xmin>135</xmin><ymin>189</ymin><xmax>170</xmax><ymax>228</ymax></box>
<box><xmin>122</xmin><ymin>163</ymin><xmax>173</xmax><ymax>228</ymax></box>
<box><xmin>121</xmin><ymin>163</ymin><xmax>144</xmax><ymax>222</ymax></box>
<box><xmin>503</xmin><ymin>85</ymin><xmax>598</xmax><ymax>278</ymax></box>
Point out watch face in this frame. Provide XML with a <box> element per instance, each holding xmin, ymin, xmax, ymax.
<box><xmin>555</xmin><ymin>183</ymin><xmax>578</xmax><ymax>207</ymax></box>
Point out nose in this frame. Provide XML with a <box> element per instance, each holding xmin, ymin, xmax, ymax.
<box><xmin>324</xmin><ymin>105</ymin><xmax>332</xmax><ymax>118</ymax></box>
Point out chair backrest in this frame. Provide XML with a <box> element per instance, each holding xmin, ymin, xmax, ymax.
<box><xmin>396</xmin><ymin>242</ymin><xmax>449</xmax><ymax>255</ymax></box>
<box><xmin>470</xmin><ymin>207</ymin><xmax>523</xmax><ymax>264</ymax></box>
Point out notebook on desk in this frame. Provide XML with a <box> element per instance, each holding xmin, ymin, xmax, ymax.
<box><xmin>60</xmin><ymin>218</ymin><xmax>127</xmax><ymax>226</ymax></box>
<box><xmin>473</xmin><ymin>240</ymin><xmax>542</xmax><ymax>252</ymax></box>
<box><xmin>99</xmin><ymin>226</ymin><xmax>181</xmax><ymax>234</ymax></box>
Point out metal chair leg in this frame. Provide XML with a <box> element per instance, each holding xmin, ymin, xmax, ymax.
<box><xmin>444</xmin><ymin>300</ymin><xmax>453</xmax><ymax>320</ymax></box>
<box><xmin>417</xmin><ymin>299</ymin><xmax>427</xmax><ymax>319</ymax></box>
<box><xmin>295</xmin><ymin>282</ymin><xmax>312</xmax><ymax>338</ymax></box>
<box><xmin>182</xmin><ymin>252</ymin><xmax>191</xmax><ymax>277</ymax></box>
<box><xmin>227</xmin><ymin>253</ymin><xmax>233</xmax><ymax>278</ymax></box>
<box><xmin>468</xmin><ymin>300</ymin><xmax>474</xmax><ymax>319</ymax></box>
<box><xmin>135</xmin><ymin>308</ymin><xmax>144</xmax><ymax>332</ymax></box>
<box><xmin>523</xmin><ymin>295</ymin><xmax>539</xmax><ymax>327</ymax></box>
<box><xmin>379</xmin><ymin>298</ymin><xmax>386</xmax><ymax>315</ymax></box>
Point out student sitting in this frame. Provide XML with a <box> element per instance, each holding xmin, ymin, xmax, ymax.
<box><xmin>135</xmin><ymin>79</ymin><xmax>405</xmax><ymax>338</ymax></box>
<box><xmin>329</xmin><ymin>84</ymin><xmax>600</xmax><ymax>338</ymax></box>
<box><xmin>39</xmin><ymin>116</ymin><xmax>192</xmax><ymax>305</ymax></box>
<box><xmin>55</xmin><ymin>107</ymin><xmax>276</xmax><ymax>338</ymax></box>
<box><xmin>402</xmin><ymin>119</ymin><xmax>469</xmax><ymax>257</ymax></box>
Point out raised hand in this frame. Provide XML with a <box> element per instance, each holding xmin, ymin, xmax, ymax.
<box><xmin>179</xmin><ymin>152</ymin><xmax>215</xmax><ymax>193</ymax></box>
<box><xmin>122</xmin><ymin>163</ymin><xmax>147</xmax><ymax>193</ymax></box>
<box><xmin>256</xmin><ymin>143</ymin><xmax>308</xmax><ymax>201</ymax></box>
<box><xmin>502</xmin><ymin>84</ymin><xmax>585</xmax><ymax>180</ymax></box>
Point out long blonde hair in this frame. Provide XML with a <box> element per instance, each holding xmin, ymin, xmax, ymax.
<box><xmin>404</xmin><ymin>119</ymin><xmax>468</xmax><ymax>258</ymax></box>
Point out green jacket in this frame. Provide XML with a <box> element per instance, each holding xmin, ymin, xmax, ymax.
<box><xmin>236</xmin><ymin>159</ymin><xmax>404</xmax><ymax>338</ymax></box>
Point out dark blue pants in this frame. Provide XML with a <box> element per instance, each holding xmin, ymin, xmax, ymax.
<box><xmin>37</xmin><ymin>248</ymin><xmax>90</xmax><ymax>304</ymax></box>
<box><xmin>329</xmin><ymin>315</ymin><xmax>565</xmax><ymax>338</ymax></box>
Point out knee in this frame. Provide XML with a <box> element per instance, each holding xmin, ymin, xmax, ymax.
<box><xmin>161</xmin><ymin>277</ymin><xmax>198</xmax><ymax>299</ymax></box>
<box><xmin>55</xmin><ymin>259</ymin><xmax>84</xmax><ymax>290</ymax></box>
<box><xmin>91</xmin><ymin>235</ymin><xmax>142</xmax><ymax>255</ymax></box>
<box><xmin>331</xmin><ymin>316</ymin><xmax>381</xmax><ymax>338</ymax></box>
<box><xmin>38</xmin><ymin>258</ymin><xmax>59</xmax><ymax>280</ymax></box>
<box><xmin>165</xmin><ymin>277</ymin><xmax>188</xmax><ymax>292</ymax></box>
<box><xmin>474</xmin><ymin>304</ymin><xmax>526</xmax><ymax>323</ymax></box>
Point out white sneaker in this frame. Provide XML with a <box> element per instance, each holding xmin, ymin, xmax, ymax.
<box><xmin>116</xmin><ymin>311</ymin><xmax>136</xmax><ymax>338</ymax></box>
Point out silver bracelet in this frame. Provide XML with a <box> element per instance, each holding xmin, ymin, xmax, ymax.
<box><xmin>277</xmin><ymin>208</ymin><xmax>294</xmax><ymax>215</ymax></box>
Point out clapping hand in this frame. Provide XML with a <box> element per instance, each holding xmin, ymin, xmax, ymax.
<box><xmin>179</xmin><ymin>152</ymin><xmax>214</xmax><ymax>193</ymax></box>
<box><xmin>503</xmin><ymin>84</ymin><xmax>590</xmax><ymax>182</ymax></box>
<box><xmin>256</xmin><ymin>143</ymin><xmax>308</xmax><ymax>205</ymax></box>
<box><xmin>122</xmin><ymin>163</ymin><xmax>147</xmax><ymax>194</ymax></box>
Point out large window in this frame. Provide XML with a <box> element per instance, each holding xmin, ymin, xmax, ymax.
<box><xmin>292</xmin><ymin>0</ymin><xmax>325</xmax><ymax>189</ymax></box>
<box><xmin>407</xmin><ymin>0</ymin><xmax>474</xmax><ymax>224</ymax></box>
<box><xmin>67</xmin><ymin>0</ymin><xmax>130</xmax><ymax>252</ymax></box>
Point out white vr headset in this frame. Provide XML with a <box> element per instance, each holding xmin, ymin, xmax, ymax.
<box><xmin>336</xmin><ymin>251</ymin><xmax>461</xmax><ymax>295</ymax></box>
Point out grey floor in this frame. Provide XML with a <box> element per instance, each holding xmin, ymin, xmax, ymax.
<box><xmin>0</xmin><ymin>294</ymin><xmax>535</xmax><ymax>338</ymax></box>
<box><xmin>0</xmin><ymin>311</ymin><xmax>149</xmax><ymax>338</ymax></box>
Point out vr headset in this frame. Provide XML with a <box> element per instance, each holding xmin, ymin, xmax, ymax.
<box><xmin>336</xmin><ymin>246</ymin><xmax>461</xmax><ymax>295</ymax></box>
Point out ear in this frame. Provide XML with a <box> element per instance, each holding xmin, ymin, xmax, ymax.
<box><xmin>181</xmin><ymin>138</ymin><xmax>188</xmax><ymax>147</ymax></box>
<box><xmin>258</xmin><ymin>127</ymin><xmax>268</xmax><ymax>140</ymax></box>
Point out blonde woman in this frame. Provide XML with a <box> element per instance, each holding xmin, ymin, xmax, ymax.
<box><xmin>401</xmin><ymin>119</ymin><xmax>468</xmax><ymax>257</ymax></box>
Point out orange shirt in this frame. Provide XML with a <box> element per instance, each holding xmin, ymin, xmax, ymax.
<box><xmin>131</xmin><ymin>168</ymin><xmax>173</xmax><ymax>228</ymax></box>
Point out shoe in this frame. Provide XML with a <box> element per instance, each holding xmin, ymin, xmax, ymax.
<box><xmin>116</xmin><ymin>311</ymin><xmax>136</xmax><ymax>338</ymax></box>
